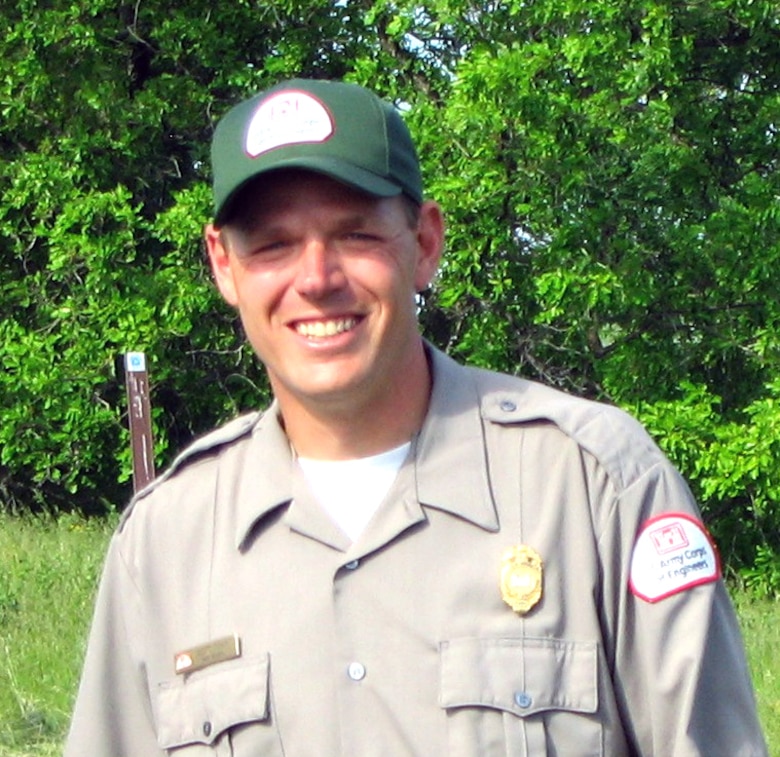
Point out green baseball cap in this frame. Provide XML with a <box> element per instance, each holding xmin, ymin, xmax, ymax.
<box><xmin>210</xmin><ymin>79</ymin><xmax>423</xmax><ymax>224</ymax></box>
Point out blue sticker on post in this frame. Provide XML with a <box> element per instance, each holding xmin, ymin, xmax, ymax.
<box><xmin>125</xmin><ymin>352</ymin><xmax>146</xmax><ymax>373</ymax></box>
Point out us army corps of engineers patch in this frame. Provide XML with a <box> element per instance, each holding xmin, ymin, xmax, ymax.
<box><xmin>629</xmin><ymin>513</ymin><xmax>720</xmax><ymax>603</ymax></box>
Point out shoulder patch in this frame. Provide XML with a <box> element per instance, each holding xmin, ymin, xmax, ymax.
<box><xmin>629</xmin><ymin>513</ymin><xmax>720</xmax><ymax>603</ymax></box>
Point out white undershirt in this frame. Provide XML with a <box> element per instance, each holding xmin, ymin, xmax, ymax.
<box><xmin>297</xmin><ymin>442</ymin><xmax>411</xmax><ymax>542</ymax></box>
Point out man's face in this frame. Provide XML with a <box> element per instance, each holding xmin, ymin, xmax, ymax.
<box><xmin>205</xmin><ymin>170</ymin><xmax>443</xmax><ymax>418</ymax></box>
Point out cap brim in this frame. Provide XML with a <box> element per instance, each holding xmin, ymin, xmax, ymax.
<box><xmin>215</xmin><ymin>157</ymin><xmax>404</xmax><ymax>225</ymax></box>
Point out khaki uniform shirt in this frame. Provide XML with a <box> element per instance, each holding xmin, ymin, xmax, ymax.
<box><xmin>66</xmin><ymin>346</ymin><xmax>767</xmax><ymax>756</ymax></box>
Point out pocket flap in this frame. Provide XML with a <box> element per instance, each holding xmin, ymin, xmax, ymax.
<box><xmin>155</xmin><ymin>655</ymin><xmax>270</xmax><ymax>748</ymax></box>
<box><xmin>440</xmin><ymin>637</ymin><xmax>597</xmax><ymax>717</ymax></box>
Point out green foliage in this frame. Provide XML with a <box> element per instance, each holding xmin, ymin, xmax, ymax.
<box><xmin>741</xmin><ymin>547</ymin><xmax>780</xmax><ymax>600</ymax></box>
<box><xmin>633</xmin><ymin>380</ymin><xmax>780</xmax><ymax>579</ymax></box>
<box><xmin>1</xmin><ymin>0</ymin><xmax>779</xmax><ymax>584</ymax></box>
<box><xmin>415</xmin><ymin>0</ymin><xmax>780</xmax><ymax>581</ymax></box>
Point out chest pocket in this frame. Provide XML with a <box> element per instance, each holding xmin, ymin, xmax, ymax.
<box><xmin>154</xmin><ymin>655</ymin><xmax>281</xmax><ymax>756</ymax></box>
<box><xmin>440</xmin><ymin>637</ymin><xmax>601</xmax><ymax>757</ymax></box>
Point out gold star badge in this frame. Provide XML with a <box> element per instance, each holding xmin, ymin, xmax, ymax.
<box><xmin>500</xmin><ymin>545</ymin><xmax>543</xmax><ymax>614</ymax></box>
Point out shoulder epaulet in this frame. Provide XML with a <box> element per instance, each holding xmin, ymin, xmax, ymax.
<box><xmin>130</xmin><ymin>410</ymin><xmax>261</xmax><ymax>503</ymax></box>
<box><xmin>471</xmin><ymin>365</ymin><xmax>663</xmax><ymax>491</ymax></box>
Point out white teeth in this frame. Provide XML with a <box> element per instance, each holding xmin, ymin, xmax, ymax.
<box><xmin>296</xmin><ymin>318</ymin><xmax>357</xmax><ymax>338</ymax></box>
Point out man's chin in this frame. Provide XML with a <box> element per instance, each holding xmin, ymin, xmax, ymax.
<box><xmin>273</xmin><ymin>369</ymin><xmax>372</xmax><ymax>408</ymax></box>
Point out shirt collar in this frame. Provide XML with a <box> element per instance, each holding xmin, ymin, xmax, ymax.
<box><xmin>227</xmin><ymin>345</ymin><xmax>499</xmax><ymax>549</ymax></box>
<box><xmin>222</xmin><ymin>406</ymin><xmax>295</xmax><ymax>549</ymax></box>
<box><xmin>413</xmin><ymin>346</ymin><xmax>499</xmax><ymax>532</ymax></box>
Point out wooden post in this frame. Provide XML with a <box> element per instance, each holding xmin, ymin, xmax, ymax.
<box><xmin>124</xmin><ymin>352</ymin><xmax>155</xmax><ymax>493</ymax></box>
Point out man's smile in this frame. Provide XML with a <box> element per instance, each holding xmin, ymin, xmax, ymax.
<box><xmin>293</xmin><ymin>317</ymin><xmax>360</xmax><ymax>339</ymax></box>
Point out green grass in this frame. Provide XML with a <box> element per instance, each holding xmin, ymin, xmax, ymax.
<box><xmin>0</xmin><ymin>512</ymin><xmax>115</xmax><ymax>757</ymax></box>
<box><xmin>0</xmin><ymin>512</ymin><xmax>777</xmax><ymax>756</ymax></box>
<box><xmin>734</xmin><ymin>592</ymin><xmax>780</xmax><ymax>753</ymax></box>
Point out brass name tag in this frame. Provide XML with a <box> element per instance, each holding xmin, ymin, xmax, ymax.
<box><xmin>174</xmin><ymin>634</ymin><xmax>241</xmax><ymax>675</ymax></box>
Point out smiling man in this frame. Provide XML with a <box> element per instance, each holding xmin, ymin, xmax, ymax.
<box><xmin>204</xmin><ymin>168</ymin><xmax>442</xmax><ymax>459</ymax></box>
<box><xmin>65</xmin><ymin>79</ymin><xmax>767</xmax><ymax>756</ymax></box>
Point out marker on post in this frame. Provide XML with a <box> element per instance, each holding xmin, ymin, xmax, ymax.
<box><xmin>124</xmin><ymin>352</ymin><xmax>155</xmax><ymax>493</ymax></box>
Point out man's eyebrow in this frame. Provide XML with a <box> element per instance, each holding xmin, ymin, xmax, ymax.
<box><xmin>237</xmin><ymin>210</ymin><xmax>378</xmax><ymax>236</ymax></box>
<box><xmin>224</xmin><ymin>209</ymin><xmax>288</xmax><ymax>238</ymax></box>
<box><xmin>331</xmin><ymin>213</ymin><xmax>374</xmax><ymax>230</ymax></box>
<box><xmin>228</xmin><ymin>213</ymin><xmax>272</xmax><ymax>236</ymax></box>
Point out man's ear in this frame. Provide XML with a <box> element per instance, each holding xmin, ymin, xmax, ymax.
<box><xmin>204</xmin><ymin>224</ymin><xmax>239</xmax><ymax>306</ymax></box>
<box><xmin>414</xmin><ymin>201</ymin><xmax>445</xmax><ymax>292</ymax></box>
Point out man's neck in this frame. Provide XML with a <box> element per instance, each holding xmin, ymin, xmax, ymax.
<box><xmin>275</xmin><ymin>347</ymin><xmax>433</xmax><ymax>460</ymax></box>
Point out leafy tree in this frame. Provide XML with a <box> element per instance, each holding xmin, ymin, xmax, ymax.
<box><xmin>0</xmin><ymin>0</ymin><xmax>389</xmax><ymax>510</ymax></box>
<box><xmin>1</xmin><ymin>0</ymin><xmax>778</xmax><ymax>586</ymax></box>
<box><xmin>411</xmin><ymin>0</ymin><xmax>780</xmax><ymax>577</ymax></box>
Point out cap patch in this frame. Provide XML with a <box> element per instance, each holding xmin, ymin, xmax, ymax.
<box><xmin>629</xmin><ymin>513</ymin><xmax>720</xmax><ymax>603</ymax></box>
<box><xmin>245</xmin><ymin>91</ymin><xmax>333</xmax><ymax>157</ymax></box>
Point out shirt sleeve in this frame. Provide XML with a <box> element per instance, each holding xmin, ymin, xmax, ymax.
<box><xmin>64</xmin><ymin>533</ymin><xmax>163</xmax><ymax>757</ymax></box>
<box><xmin>598</xmin><ymin>460</ymin><xmax>768</xmax><ymax>756</ymax></box>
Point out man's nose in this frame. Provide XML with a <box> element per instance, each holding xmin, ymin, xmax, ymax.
<box><xmin>294</xmin><ymin>238</ymin><xmax>346</xmax><ymax>298</ymax></box>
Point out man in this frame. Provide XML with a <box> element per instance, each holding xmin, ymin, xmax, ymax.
<box><xmin>66</xmin><ymin>79</ymin><xmax>767</xmax><ymax>756</ymax></box>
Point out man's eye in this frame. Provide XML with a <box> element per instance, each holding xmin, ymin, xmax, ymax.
<box><xmin>235</xmin><ymin>240</ymin><xmax>292</xmax><ymax>262</ymax></box>
<box><xmin>344</xmin><ymin>232</ymin><xmax>378</xmax><ymax>242</ymax></box>
<box><xmin>255</xmin><ymin>240</ymin><xmax>289</xmax><ymax>254</ymax></box>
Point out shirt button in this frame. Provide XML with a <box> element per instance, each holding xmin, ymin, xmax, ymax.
<box><xmin>500</xmin><ymin>400</ymin><xmax>517</xmax><ymax>412</ymax></box>
<box><xmin>202</xmin><ymin>721</ymin><xmax>212</xmax><ymax>737</ymax></box>
<box><xmin>514</xmin><ymin>691</ymin><xmax>532</xmax><ymax>709</ymax></box>
<box><xmin>347</xmin><ymin>661</ymin><xmax>366</xmax><ymax>681</ymax></box>
<box><xmin>344</xmin><ymin>559</ymin><xmax>360</xmax><ymax>570</ymax></box>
